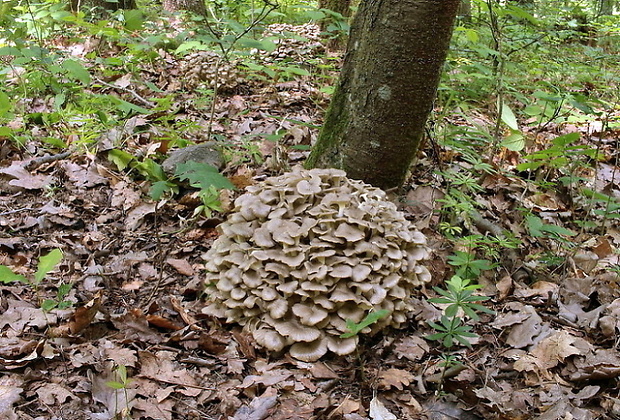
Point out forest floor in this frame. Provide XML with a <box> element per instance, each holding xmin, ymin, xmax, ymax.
<box><xmin>1</xmin><ymin>22</ymin><xmax>620</xmax><ymax>420</ymax></box>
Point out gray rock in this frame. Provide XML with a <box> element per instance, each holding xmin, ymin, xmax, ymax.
<box><xmin>162</xmin><ymin>143</ymin><xmax>225</xmax><ymax>176</ymax></box>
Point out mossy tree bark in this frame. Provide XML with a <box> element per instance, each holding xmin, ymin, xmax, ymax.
<box><xmin>306</xmin><ymin>0</ymin><xmax>460</xmax><ymax>190</ymax></box>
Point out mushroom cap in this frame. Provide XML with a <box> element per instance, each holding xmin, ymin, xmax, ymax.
<box><xmin>289</xmin><ymin>338</ymin><xmax>328</xmax><ymax>362</ymax></box>
<box><xmin>253</xmin><ymin>329</ymin><xmax>288</xmax><ymax>352</ymax></box>
<box><xmin>268</xmin><ymin>317</ymin><xmax>322</xmax><ymax>342</ymax></box>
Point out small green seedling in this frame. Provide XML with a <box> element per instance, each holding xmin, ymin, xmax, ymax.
<box><xmin>106</xmin><ymin>364</ymin><xmax>132</xmax><ymax>390</ymax></box>
<box><xmin>0</xmin><ymin>249</ymin><xmax>72</xmax><ymax>311</ymax></box>
<box><xmin>174</xmin><ymin>161</ymin><xmax>236</xmax><ymax>217</ymax></box>
<box><xmin>340</xmin><ymin>309</ymin><xmax>390</xmax><ymax>339</ymax></box>
<box><xmin>426</xmin><ymin>275</ymin><xmax>494</xmax><ymax>349</ymax></box>
<box><xmin>106</xmin><ymin>364</ymin><xmax>133</xmax><ymax>419</ymax></box>
<box><xmin>1</xmin><ymin>248</ymin><xmax>63</xmax><ymax>286</ymax></box>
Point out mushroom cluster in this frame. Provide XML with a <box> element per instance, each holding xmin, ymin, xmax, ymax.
<box><xmin>180</xmin><ymin>51</ymin><xmax>244</xmax><ymax>91</ymax></box>
<box><xmin>261</xmin><ymin>23</ymin><xmax>324</xmax><ymax>64</ymax></box>
<box><xmin>203</xmin><ymin>167</ymin><xmax>431</xmax><ymax>361</ymax></box>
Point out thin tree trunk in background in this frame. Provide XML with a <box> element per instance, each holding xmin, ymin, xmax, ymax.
<box><xmin>318</xmin><ymin>0</ymin><xmax>353</xmax><ymax>30</ymax></box>
<box><xmin>599</xmin><ymin>0</ymin><xmax>614</xmax><ymax>15</ymax></box>
<box><xmin>162</xmin><ymin>0</ymin><xmax>207</xmax><ymax>16</ymax></box>
<box><xmin>459</xmin><ymin>0</ymin><xmax>472</xmax><ymax>22</ymax></box>
<box><xmin>318</xmin><ymin>0</ymin><xmax>353</xmax><ymax>50</ymax></box>
<box><xmin>71</xmin><ymin>0</ymin><xmax>136</xmax><ymax>12</ymax></box>
<box><xmin>306</xmin><ymin>0</ymin><xmax>460</xmax><ymax>190</ymax></box>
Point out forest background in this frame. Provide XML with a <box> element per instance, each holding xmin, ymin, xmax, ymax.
<box><xmin>1</xmin><ymin>0</ymin><xmax>620</xmax><ymax>419</ymax></box>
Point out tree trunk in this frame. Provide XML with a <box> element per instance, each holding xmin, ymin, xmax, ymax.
<box><xmin>162</xmin><ymin>0</ymin><xmax>206</xmax><ymax>16</ymax></box>
<box><xmin>318</xmin><ymin>0</ymin><xmax>353</xmax><ymax>50</ymax></box>
<box><xmin>318</xmin><ymin>0</ymin><xmax>353</xmax><ymax>29</ymax></box>
<box><xmin>599</xmin><ymin>0</ymin><xmax>614</xmax><ymax>15</ymax></box>
<box><xmin>306</xmin><ymin>0</ymin><xmax>460</xmax><ymax>190</ymax></box>
<box><xmin>458</xmin><ymin>0</ymin><xmax>472</xmax><ymax>22</ymax></box>
<box><xmin>70</xmin><ymin>0</ymin><xmax>135</xmax><ymax>13</ymax></box>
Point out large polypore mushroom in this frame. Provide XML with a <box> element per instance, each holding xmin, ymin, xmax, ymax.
<box><xmin>203</xmin><ymin>167</ymin><xmax>431</xmax><ymax>361</ymax></box>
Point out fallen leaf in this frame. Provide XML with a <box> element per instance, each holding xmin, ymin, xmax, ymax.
<box><xmin>231</xmin><ymin>394</ymin><xmax>277</xmax><ymax>420</ymax></box>
<box><xmin>0</xmin><ymin>161</ymin><xmax>53</xmax><ymax>189</ymax></box>
<box><xmin>0</xmin><ymin>383</ymin><xmax>21</xmax><ymax>420</ymax></box>
<box><xmin>393</xmin><ymin>335</ymin><xmax>429</xmax><ymax>361</ymax></box>
<box><xmin>166</xmin><ymin>258</ymin><xmax>195</xmax><ymax>275</ymax></box>
<box><xmin>531</xmin><ymin>330</ymin><xmax>584</xmax><ymax>369</ymax></box>
<box><xmin>369</xmin><ymin>396</ymin><xmax>397</xmax><ymax>420</ymax></box>
<box><xmin>378</xmin><ymin>368</ymin><xmax>414</xmax><ymax>391</ymax></box>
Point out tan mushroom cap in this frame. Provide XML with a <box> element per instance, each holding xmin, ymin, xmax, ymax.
<box><xmin>253</xmin><ymin>328</ymin><xmax>288</xmax><ymax>352</ymax></box>
<box><xmin>269</xmin><ymin>317</ymin><xmax>322</xmax><ymax>342</ymax></box>
<box><xmin>289</xmin><ymin>338</ymin><xmax>328</xmax><ymax>362</ymax></box>
<box><xmin>292</xmin><ymin>303</ymin><xmax>329</xmax><ymax>326</ymax></box>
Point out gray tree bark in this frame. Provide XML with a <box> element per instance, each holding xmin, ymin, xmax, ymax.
<box><xmin>306</xmin><ymin>0</ymin><xmax>460</xmax><ymax>189</ymax></box>
<box><xmin>162</xmin><ymin>0</ymin><xmax>206</xmax><ymax>16</ymax></box>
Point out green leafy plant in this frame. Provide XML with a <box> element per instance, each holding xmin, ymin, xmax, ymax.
<box><xmin>429</xmin><ymin>275</ymin><xmax>494</xmax><ymax>322</ymax></box>
<box><xmin>0</xmin><ymin>249</ymin><xmax>71</xmax><ymax>311</ymax></box>
<box><xmin>175</xmin><ymin>161</ymin><xmax>236</xmax><ymax>217</ymax></box>
<box><xmin>106</xmin><ymin>364</ymin><xmax>132</xmax><ymax>390</ymax></box>
<box><xmin>426</xmin><ymin>315</ymin><xmax>478</xmax><ymax>349</ymax></box>
<box><xmin>525</xmin><ymin>214</ymin><xmax>577</xmax><ymax>239</ymax></box>
<box><xmin>426</xmin><ymin>275</ymin><xmax>493</xmax><ymax>349</ymax></box>
<box><xmin>447</xmin><ymin>250</ymin><xmax>494</xmax><ymax>279</ymax></box>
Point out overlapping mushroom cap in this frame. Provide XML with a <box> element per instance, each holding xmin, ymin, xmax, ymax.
<box><xmin>203</xmin><ymin>167</ymin><xmax>431</xmax><ymax>361</ymax></box>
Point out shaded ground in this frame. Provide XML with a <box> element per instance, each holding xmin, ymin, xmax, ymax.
<box><xmin>2</xmin><ymin>22</ymin><xmax>620</xmax><ymax>420</ymax></box>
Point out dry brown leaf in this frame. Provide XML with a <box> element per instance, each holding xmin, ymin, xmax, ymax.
<box><xmin>146</xmin><ymin>314</ymin><xmax>183</xmax><ymax>331</ymax></box>
<box><xmin>0</xmin><ymin>161</ymin><xmax>53</xmax><ymax>190</ymax></box>
<box><xmin>0</xmin><ymin>299</ymin><xmax>55</xmax><ymax>332</ymax></box>
<box><xmin>36</xmin><ymin>383</ymin><xmax>76</xmax><ymax>405</ymax></box>
<box><xmin>331</xmin><ymin>397</ymin><xmax>360</xmax><ymax>416</ymax></box>
<box><xmin>531</xmin><ymin>330</ymin><xmax>585</xmax><ymax>369</ymax></box>
<box><xmin>110</xmin><ymin>309</ymin><xmax>164</xmax><ymax>344</ymax></box>
<box><xmin>138</xmin><ymin>262</ymin><xmax>158</xmax><ymax>280</ymax></box>
<box><xmin>593</xmin><ymin>238</ymin><xmax>614</xmax><ymax>258</ymax></box>
<box><xmin>369</xmin><ymin>396</ymin><xmax>397</xmax><ymax>420</ymax></box>
<box><xmin>111</xmin><ymin>180</ymin><xmax>142</xmax><ymax>210</ymax></box>
<box><xmin>309</xmin><ymin>362</ymin><xmax>339</xmax><ymax>379</ymax></box>
<box><xmin>378</xmin><ymin>368</ymin><xmax>414</xmax><ymax>391</ymax></box>
<box><xmin>50</xmin><ymin>291</ymin><xmax>102</xmax><ymax>337</ymax></box>
<box><xmin>166</xmin><ymin>258</ymin><xmax>195</xmax><ymax>276</ymax></box>
<box><xmin>124</xmin><ymin>202</ymin><xmax>156</xmax><ymax>230</ymax></box>
<box><xmin>231</xmin><ymin>394</ymin><xmax>278</xmax><ymax>420</ymax></box>
<box><xmin>393</xmin><ymin>335</ymin><xmax>429</xmax><ymax>361</ymax></box>
<box><xmin>0</xmin><ymin>382</ymin><xmax>22</xmax><ymax>420</ymax></box>
<box><xmin>63</xmin><ymin>161</ymin><xmax>108</xmax><ymax>188</ymax></box>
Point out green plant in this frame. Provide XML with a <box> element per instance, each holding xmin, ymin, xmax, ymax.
<box><xmin>429</xmin><ymin>275</ymin><xmax>494</xmax><ymax>322</ymax></box>
<box><xmin>175</xmin><ymin>161</ymin><xmax>236</xmax><ymax>217</ymax></box>
<box><xmin>106</xmin><ymin>364</ymin><xmax>133</xmax><ymax>419</ymax></box>
<box><xmin>426</xmin><ymin>315</ymin><xmax>478</xmax><ymax>349</ymax></box>
<box><xmin>447</xmin><ymin>251</ymin><xmax>494</xmax><ymax>279</ymax></box>
<box><xmin>426</xmin><ymin>275</ymin><xmax>493</xmax><ymax>349</ymax></box>
<box><xmin>340</xmin><ymin>309</ymin><xmax>390</xmax><ymax>339</ymax></box>
<box><xmin>0</xmin><ymin>248</ymin><xmax>72</xmax><ymax>311</ymax></box>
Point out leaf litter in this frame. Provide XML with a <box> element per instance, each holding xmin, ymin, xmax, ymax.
<box><xmin>1</xmin><ymin>20</ymin><xmax>620</xmax><ymax>420</ymax></box>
